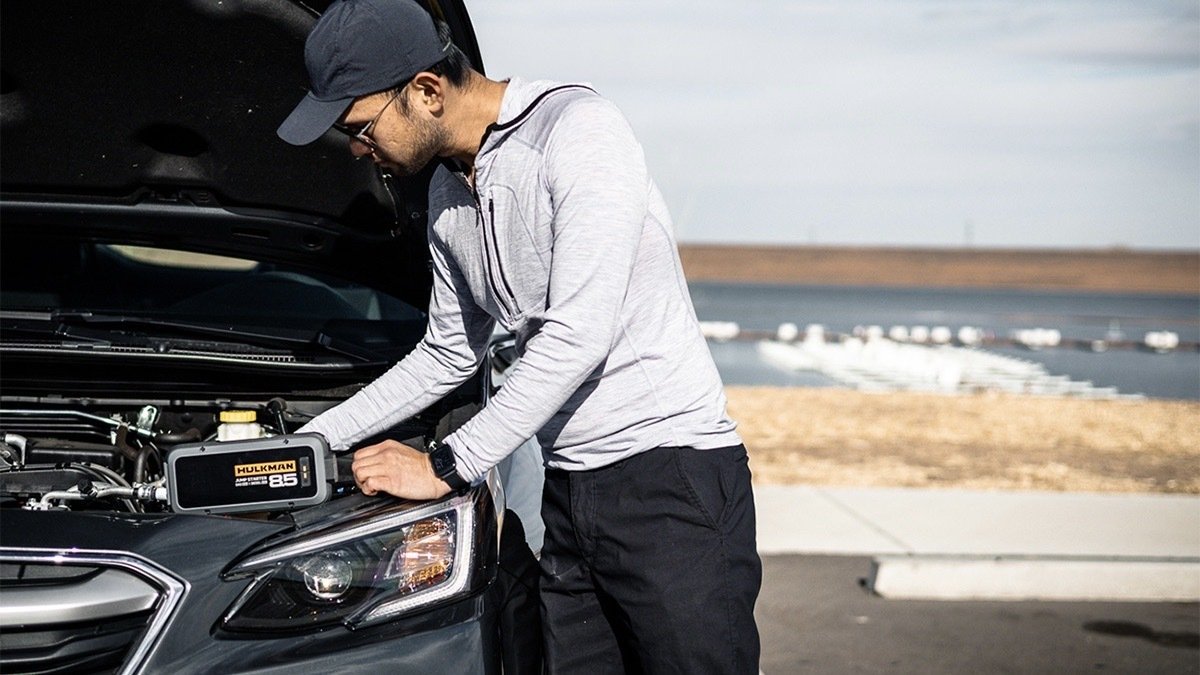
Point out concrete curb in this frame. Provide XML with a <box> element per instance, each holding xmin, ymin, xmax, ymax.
<box><xmin>866</xmin><ymin>555</ymin><xmax>1200</xmax><ymax>602</ymax></box>
<box><xmin>755</xmin><ymin>485</ymin><xmax>1200</xmax><ymax>601</ymax></box>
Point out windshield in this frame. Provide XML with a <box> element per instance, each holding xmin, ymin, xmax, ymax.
<box><xmin>0</xmin><ymin>237</ymin><xmax>426</xmax><ymax>332</ymax></box>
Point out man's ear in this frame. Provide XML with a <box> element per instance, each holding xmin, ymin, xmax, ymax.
<box><xmin>410</xmin><ymin>72</ymin><xmax>445</xmax><ymax>114</ymax></box>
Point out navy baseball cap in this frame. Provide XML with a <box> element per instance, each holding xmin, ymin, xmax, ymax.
<box><xmin>277</xmin><ymin>0</ymin><xmax>450</xmax><ymax>146</ymax></box>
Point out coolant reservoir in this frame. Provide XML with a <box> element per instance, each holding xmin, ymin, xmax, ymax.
<box><xmin>217</xmin><ymin>410</ymin><xmax>266</xmax><ymax>442</ymax></box>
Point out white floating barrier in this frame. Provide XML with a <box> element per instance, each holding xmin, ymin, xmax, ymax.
<box><xmin>865</xmin><ymin>325</ymin><xmax>885</xmax><ymax>343</ymax></box>
<box><xmin>699</xmin><ymin>321</ymin><xmax>739</xmax><ymax>342</ymax></box>
<box><xmin>757</xmin><ymin>334</ymin><xmax>1124</xmax><ymax>399</ymax></box>
<box><xmin>910</xmin><ymin>326</ymin><xmax>930</xmax><ymax>344</ymax></box>
<box><xmin>1144</xmin><ymin>331</ymin><xmax>1179</xmax><ymax>353</ymax></box>
<box><xmin>757</xmin><ymin>340</ymin><xmax>818</xmax><ymax>370</ymax></box>
<box><xmin>776</xmin><ymin>322</ymin><xmax>800</xmax><ymax>342</ymax></box>
<box><xmin>930</xmin><ymin>326</ymin><xmax>952</xmax><ymax>345</ymax></box>
<box><xmin>888</xmin><ymin>326</ymin><xmax>909</xmax><ymax>342</ymax></box>
<box><xmin>804</xmin><ymin>323</ymin><xmax>826</xmax><ymax>347</ymax></box>
<box><xmin>1013</xmin><ymin>328</ymin><xmax>1062</xmax><ymax>350</ymax></box>
<box><xmin>957</xmin><ymin>326</ymin><xmax>983</xmax><ymax>346</ymax></box>
<box><xmin>1012</xmin><ymin>329</ymin><xmax>1036</xmax><ymax>349</ymax></box>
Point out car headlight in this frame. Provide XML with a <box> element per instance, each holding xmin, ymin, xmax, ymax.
<box><xmin>220</xmin><ymin>488</ymin><xmax>495</xmax><ymax>633</ymax></box>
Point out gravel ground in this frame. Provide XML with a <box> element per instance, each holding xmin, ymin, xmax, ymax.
<box><xmin>726</xmin><ymin>386</ymin><xmax>1200</xmax><ymax>494</ymax></box>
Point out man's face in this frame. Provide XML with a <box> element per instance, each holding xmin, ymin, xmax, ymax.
<box><xmin>338</xmin><ymin>86</ymin><xmax>446</xmax><ymax>176</ymax></box>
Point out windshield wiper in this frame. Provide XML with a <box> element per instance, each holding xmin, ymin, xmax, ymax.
<box><xmin>2</xmin><ymin>311</ymin><xmax>387</xmax><ymax>365</ymax></box>
<box><xmin>0</xmin><ymin>315</ymin><xmax>113</xmax><ymax>347</ymax></box>
<box><xmin>51</xmin><ymin>311</ymin><xmax>310</xmax><ymax>348</ymax></box>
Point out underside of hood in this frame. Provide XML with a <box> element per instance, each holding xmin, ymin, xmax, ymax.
<box><xmin>0</xmin><ymin>0</ymin><xmax>484</xmax><ymax>306</ymax></box>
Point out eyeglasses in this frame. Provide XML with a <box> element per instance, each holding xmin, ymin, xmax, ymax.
<box><xmin>332</xmin><ymin>90</ymin><xmax>401</xmax><ymax>150</ymax></box>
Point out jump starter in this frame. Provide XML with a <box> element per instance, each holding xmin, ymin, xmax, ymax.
<box><xmin>166</xmin><ymin>434</ymin><xmax>336</xmax><ymax>515</ymax></box>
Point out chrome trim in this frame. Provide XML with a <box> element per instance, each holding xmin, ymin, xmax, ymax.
<box><xmin>231</xmin><ymin>493</ymin><xmax>471</xmax><ymax>572</ymax></box>
<box><xmin>0</xmin><ymin>548</ymin><xmax>189</xmax><ymax>675</ymax></box>
<box><xmin>0</xmin><ymin>568</ymin><xmax>158</xmax><ymax>627</ymax></box>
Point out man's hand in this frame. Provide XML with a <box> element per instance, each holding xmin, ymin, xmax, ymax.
<box><xmin>351</xmin><ymin>440</ymin><xmax>452</xmax><ymax>500</ymax></box>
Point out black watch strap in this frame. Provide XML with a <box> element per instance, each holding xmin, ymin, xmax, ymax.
<box><xmin>429</xmin><ymin>440</ymin><xmax>469</xmax><ymax>490</ymax></box>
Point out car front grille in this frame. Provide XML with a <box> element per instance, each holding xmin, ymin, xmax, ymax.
<box><xmin>1</xmin><ymin>608</ymin><xmax>154</xmax><ymax>674</ymax></box>
<box><xmin>0</xmin><ymin>552</ymin><xmax>186</xmax><ymax>675</ymax></box>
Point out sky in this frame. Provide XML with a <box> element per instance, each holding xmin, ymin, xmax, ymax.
<box><xmin>469</xmin><ymin>0</ymin><xmax>1200</xmax><ymax>250</ymax></box>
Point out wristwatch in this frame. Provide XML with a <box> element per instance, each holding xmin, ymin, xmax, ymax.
<box><xmin>428</xmin><ymin>440</ymin><xmax>469</xmax><ymax>491</ymax></box>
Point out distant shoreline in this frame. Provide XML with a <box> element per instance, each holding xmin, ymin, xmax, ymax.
<box><xmin>679</xmin><ymin>244</ymin><xmax>1199</xmax><ymax>295</ymax></box>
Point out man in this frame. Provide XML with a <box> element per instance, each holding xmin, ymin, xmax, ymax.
<box><xmin>277</xmin><ymin>0</ymin><xmax>761</xmax><ymax>671</ymax></box>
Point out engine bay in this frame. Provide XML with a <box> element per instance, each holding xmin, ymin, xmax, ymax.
<box><xmin>0</xmin><ymin>397</ymin><xmax>449</xmax><ymax>515</ymax></box>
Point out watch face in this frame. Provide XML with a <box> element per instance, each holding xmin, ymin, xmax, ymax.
<box><xmin>431</xmin><ymin>446</ymin><xmax>454</xmax><ymax>476</ymax></box>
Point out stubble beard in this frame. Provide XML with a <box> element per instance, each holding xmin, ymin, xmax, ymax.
<box><xmin>379</xmin><ymin>113</ymin><xmax>449</xmax><ymax>177</ymax></box>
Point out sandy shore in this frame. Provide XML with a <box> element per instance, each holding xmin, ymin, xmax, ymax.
<box><xmin>726</xmin><ymin>386</ymin><xmax>1200</xmax><ymax>494</ymax></box>
<box><xmin>680</xmin><ymin>245</ymin><xmax>1198</xmax><ymax>295</ymax></box>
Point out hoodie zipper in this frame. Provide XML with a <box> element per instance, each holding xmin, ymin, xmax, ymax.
<box><xmin>460</xmin><ymin>86</ymin><xmax>595</xmax><ymax>319</ymax></box>
<box><xmin>456</xmin><ymin>170</ymin><xmax>515</xmax><ymax>318</ymax></box>
<box><xmin>477</xmin><ymin>194</ymin><xmax>514</xmax><ymax>317</ymax></box>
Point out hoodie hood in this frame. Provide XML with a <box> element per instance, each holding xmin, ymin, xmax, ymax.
<box><xmin>477</xmin><ymin>78</ymin><xmax>596</xmax><ymax>161</ymax></box>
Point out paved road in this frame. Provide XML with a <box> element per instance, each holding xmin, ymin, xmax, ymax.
<box><xmin>756</xmin><ymin>555</ymin><xmax>1200</xmax><ymax>674</ymax></box>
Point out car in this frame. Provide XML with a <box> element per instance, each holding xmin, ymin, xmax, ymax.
<box><xmin>0</xmin><ymin>1</ymin><xmax>543</xmax><ymax>673</ymax></box>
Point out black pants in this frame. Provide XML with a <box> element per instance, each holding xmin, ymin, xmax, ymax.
<box><xmin>540</xmin><ymin>445</ymin><xmax>762</xmax><ymax>674</ymax></box>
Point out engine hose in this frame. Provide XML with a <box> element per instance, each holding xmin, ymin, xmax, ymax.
<box><xmin>37</xmin><ymin>489</ymin><xmax>89</xmax><ymax>507</ymax></box>
<box><xmin>266</xmin><ymin>397</ymin><xmax>297</xmax><ymax>434</ymax></box>
<box><xmin>153</xmin><ymin>428</ymin><xmax>201</xmax><ymax>446</ymax></box>
<box><xmin>79</xmin><ymin>462</ymin><xmax>131</xmax><ymax>488</ymax></box>
<box><xmin>74</xmin><ymin>463</ymin><xmax>138</xmax><ymax>512</ymax></box>
<box><xmin>133</xmin><ymin>443</ymin><xmax>163</xmax><ymax>484</ymax></box>
<box><xmin>114</xmin><ymin>425</ymin><xmax>140</xmax><ymax>462</ymax></box>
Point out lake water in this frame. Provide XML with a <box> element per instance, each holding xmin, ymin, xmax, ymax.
<box><xmin>688</xmin><ymin>282</ymin><xmax>1200</xmax><ymax>400</ymax></box>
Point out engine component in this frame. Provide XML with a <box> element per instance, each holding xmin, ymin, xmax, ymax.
<box><xmin>136</xmin><ymin>405</ymin><xmax>160</xmax><ymax>433</ymax></box>
<box><xmin>266</xmin><ymin>398</ymin><xmax>290</xmax><ymax>433</ymax></box>
<box><xmin>0</xmin><ymin>409</ymin><xmax>155</xmax><ymax>441</ymax></box>
<box><xmin>31</xmin><ymin>482</ymin><xmax>168</xmax><ymax>511</ymax></box>
<box><xmin>217</xmin><ymin>410</ymin><xmax>266</xmax><ymax>442</ymax></box>
<box><xmin>1</xmin><ymin>434</ymin><xmax>27</xmax><ymax>469</ymax></box>
<box><xmin>1</xmin><ymin>468</ymin><xmax>92</xmax><ymax>501</ymax></box>
<box><xmin>154</xmin><ymin>428</ymin><xmax>201</xmax><ymax>446</ymax></box>
<box><xmin>20</xmin><ymin>439</ymin><xmax>127</xmax><ymax>472</ymax></box>
<box><xmin>166</xmin><ymin>434</ymin><xmax>334</xmax><ymax>515</ymax></box>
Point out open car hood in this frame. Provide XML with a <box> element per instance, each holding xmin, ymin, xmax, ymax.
<box><xmin>0</xmin><ymin>0</ymin><xmax>483</xmax><ymax>307</ymax></box>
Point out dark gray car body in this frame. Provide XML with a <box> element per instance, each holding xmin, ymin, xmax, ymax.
<box><xmin>0</xmin><ymin>1</ymin><xmax>540</xmax><ymax>673</ymax></box>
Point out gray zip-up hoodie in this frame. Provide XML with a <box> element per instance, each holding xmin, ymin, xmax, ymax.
<box><xmin>300</xmin><ymin>78</ymin><xmax>740</xmax><ymax>481</ymax></box>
